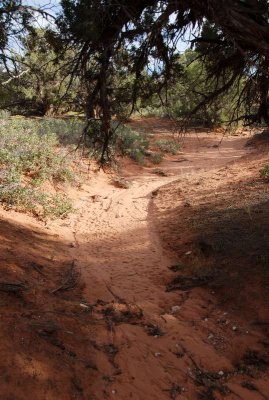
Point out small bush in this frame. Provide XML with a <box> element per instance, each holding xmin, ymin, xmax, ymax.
<box><xmin>115</xmin><ymin>125</ymin><xmax>149</xmax><ymax>163</ymax></box>
<box><xmin>79</xmin><ymin>121</ymin><xmax>149</xmax><ymax>164</ymax></box>
<box><xmin>0</xmin><ymin>118</ymin><xmax>76</xmax><ymax>218</ymax></box>
<box><xmin>34</xmin><ymin>118</ymin><xmax>84</xmax><ymax>146</ymax></box>
<box><xmin>155</xmin><ymin>139</ymin><xmax>180</xmax><ymax>155</ymax></box>
<box><xmin>0</xmin><ymin>184</ymin><xmax>36</xmax><ymax>211</ymax></box>
<box><xmin>150</xmin><ymin>152</ymin><xmax>163</xmax><ymax>164</ymax></box>
<box><xmin>0</xmin><ymin>110</ymin><xmax>11</xmax><ymax>119</ymax></box>
<box><xmin>260</xmin><ymin>164</ymin><xmax>269</xmax><ymax>180</ymax></box>
<box><xmin>129</xmin><ymin>149</ymin><xmax>146</xmax><ymax>164</ymax></box>
<box><xmin>43</xmin><ymin>194</ymin><xmax>73</xmax><ymax>219</ymax></box>
<box><xmin>0</xmin><ymin>120</ymin><xmax>75</xmax><ymax>184</ymax></box>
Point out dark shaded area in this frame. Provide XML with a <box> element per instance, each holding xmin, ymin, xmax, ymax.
<box><xmin>0</xmin><ymin>217</ymin><xmax>99</xmax><ymax>399</ymax></box>
<box><xmin>152</xmin><ymin>170</ymin><xmax>269</xmax><ymax>321</ymax></box>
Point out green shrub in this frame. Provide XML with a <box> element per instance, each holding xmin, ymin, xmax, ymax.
<box><xmin>260</xmin><ymin>164</ymin><xmax>269</xmax><ymax>180</ymax></box>
<box><xmin>0</xmin><ymin>119</ymin><xmax>75</xmax><ymax>184</ymax></box>
<box><xmin>0</xmin><ymin>185</ymin><xmax>36</xmax><ymax>210</ymax></box>
<box><xmin>150</xmin><ymin>152</ymin><xmax>163</xmax><ymax>164</ymax></box>
<box><xmin>34</xmin><ymin>118</ymin><xmax>84</xmax><ymax>146</ymax></box>
<box><xmin>0</xmin><ymin>110</ymin><xmax>11</xmax><ymax>119</ymax></box>
<box><xmin>42</xmin><ymin>193</ymin><xmax>73</xmax><ymax>219</ymax></box>
<box><xmin>0</xmin><ymin>118</ymin><xmax>77</xmax><ymax>218</ymax></box>
<box><xmin>129</xmin><ymin>149</ymin><xmax>145</xmax><ymax>164</ymax></box>
<box><xmin>115</xmin><ymin>124</ymin><xmax>149</xmax><ymax>163</ymax></box>
<box><xmin>155</xmin><ymin>139</ymin><xmax>180</xmax><ymax>155</ymax></box>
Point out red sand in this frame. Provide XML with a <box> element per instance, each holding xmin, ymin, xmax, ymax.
<box><xmin>0</xmin><ymin>118</ymin><xmax>268</xmax><ymax>399</ymax></box>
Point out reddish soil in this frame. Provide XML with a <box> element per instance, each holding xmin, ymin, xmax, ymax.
<box><xmin>0</xmin><ymin>118</ymin><xmax>269</xmax><ymax>399</ymax></box>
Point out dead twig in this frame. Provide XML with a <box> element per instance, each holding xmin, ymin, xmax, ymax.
<box><xmin>105</xmin><ymin>282</ymin><xmax>125</xmax><ymax>303</ymax></box>
<box><xmin>51</xmin><ymin>261</ymin><xmax>78</xmax><ymax>294</ymax></box>
<box><xmin>30</xmin><ymin>262</ymin><xmax>46</xmax><ymax>276</ymax></box>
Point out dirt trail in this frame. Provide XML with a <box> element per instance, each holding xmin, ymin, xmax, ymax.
<box><xmin>71</xmin><ymin>131</ymin><xmax>249</xmax><ymax>308</ymax></box>
<box><xmin>1</xmin><ymin>120</ymin><xmax>269</xmax><ymax>399</ymax></box>
<box><xmin>55</xmin><ymin>128</ymin><xmax>256</xmax><ymax>400</ymax></box>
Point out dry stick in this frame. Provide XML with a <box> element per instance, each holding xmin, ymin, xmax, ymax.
<box><xmin>51</xmin><ymin>261</ymin><xmax>77</xmax><ymax>294</ymax></box>
<box><xmin>31</xmin><ymin>262</ymin><xmax>46</xmax><ymax>276</ymax></box>
<box><xmin>105</xmin><ymin>282</ymin><xmax>125</xmax><ymax>304</ymax></box>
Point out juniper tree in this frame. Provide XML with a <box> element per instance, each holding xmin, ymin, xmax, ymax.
<box><xmin>57</xmin><ymin>0</ymin><xmax>269</xmax><ymax>162</ymax></box>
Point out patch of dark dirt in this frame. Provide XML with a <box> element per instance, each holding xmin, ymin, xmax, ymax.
<box><xmin>236</xmin><ymin>350</ymin><xmax>269</xmax><ymax>375</ymax></box>
<box><xmin>166</xmin><ymin>271</ymin><xmax>216</xmax><ymax>292</ymax></box>
<box><xmin>143</xmin><ymin>323</ymin><xmax>165</xmax><ymax>337</ymax></box>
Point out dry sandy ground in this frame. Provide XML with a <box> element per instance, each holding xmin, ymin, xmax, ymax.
<box><xmin>0</xmin><ymin>118</ymin><xmax>268</xmax><ymax>399</ymax></box>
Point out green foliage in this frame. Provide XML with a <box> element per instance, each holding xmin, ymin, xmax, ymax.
<box><xmin>150</xmin><ymin>152</ymin><xmax>163</xmax><ymax>164</ymax></box>
<box><xmin>137</xmin><ymin>107</ymin><xmax>164</xmax><ymax>118</ymax></box>
<box><xmin>59</xmin><ymin>0</ymin><xmax>269</xmax><ymax>137</ymax></box>
<box><xmin>155</xmin><ymin>139</ymin><xmax>180</xmax><ymax>155</ymax></box>
<box><xmin>42</xmin><ymin>194</ymin><xmax>73</xmax><ymax>219</ymax></box>
<box><xmin>0</xmin><ymin>110</ymin><xmax>11</xmax><ymax>119</ymax></box>
<box><xmin>139</xmin><ymin>49</ymin><xmax>245</xmax><ymax>127</ymax></box>
<box><xmin>29</xmin><ymin>117</ymin><xmax>84</xmax><ymax>146</ymax></box>
<box><xmin>128</xmin><ymin>149</ymin><xmax>146</xmax><ymax>164</ymax></box>
<box><xmin>0</xmin><ymin>118</ymin><xmax>76</xmax><ymax>218</ymax></box>
<box><xmin>20</xmin><ymin>29</ymin><xmax>74</xmax><ymax>115</ymax></box>
<box><xmin>260</xmin><ymin>164</ymin><xmax>269</xmax><ymax>180</ymax></box>
<box><xmin>2</xmin><ymin>29</ymin><xmax>82</xmax><ymax>116</ymax></box>
<box><xmin>115</xmin><ymin>124</ymin><xmax>149</xmax><ymax>163</ymax></box>
<box><xmin>0</xmin><ymin>185</ymin><xmax>36</xmax><ymax>211</ymax></box>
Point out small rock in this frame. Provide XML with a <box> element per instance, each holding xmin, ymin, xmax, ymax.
<box><xmin>232</xmin><ymin>326</ymin><xmax>237</xmax><ymax>331</ymax></box>
<box><xmin>112</xmin><ymin>390</ymin><xmax>116</xmax><ymax>395</ymax></box>
<box><xmin>185</xmin><ymin>251</ymin><xmax>192</xmax><ymax>255</ymax></box>
<box><xmin>171</xmin><ymin>306</ymin><xmax>181</xmax><ymax>314</ymax></box>
<box><xmin>154</xmin><ymin>352</ymin><xmax>161</xmax><ymax>357</ymax></box>
<box><xmin>208</xmin><ymin>334</ymin><xmax>214</xmax><ymax>340</ymax></box>
<box><xmin>69</xmin><ymin>242</ymin><xmax>76</xmax><ymax>248</ymax></box>
<box><xmin>80</xmin><ymin>303</ymin><xmax>89</xmax><ymax>310</ymax></box>
<box><xmin>218</xmin><ymin>370</ymin><xmax>224</xmax><ymax>376</ymax></box>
